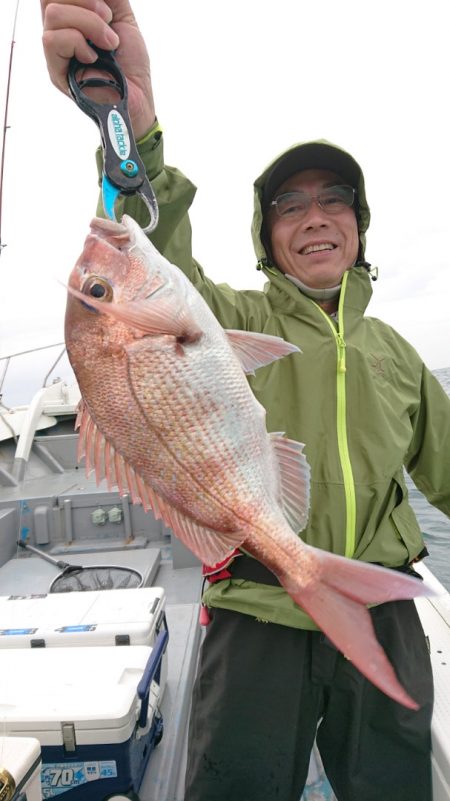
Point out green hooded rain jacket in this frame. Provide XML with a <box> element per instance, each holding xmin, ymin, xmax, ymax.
<box><xmin>98</xmin><ymin>130</ymin><xmax>450</xmax><ymax>630</ymax></box>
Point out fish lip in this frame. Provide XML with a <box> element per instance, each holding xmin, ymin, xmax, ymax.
<box><xmin>89</xmin><ymin>217</ymin><xmax>128</xmax><ymax>236</ymax></box>
<box><xmin>298</xmin><ymin>241</ymin><xmax>337</xmax><ymax>256</ymax></box>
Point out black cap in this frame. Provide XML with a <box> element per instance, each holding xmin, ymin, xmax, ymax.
<box><xmin>263</xmin><ymin>142</ymin><xmax>363</xmax><ymax>209</ymax></box>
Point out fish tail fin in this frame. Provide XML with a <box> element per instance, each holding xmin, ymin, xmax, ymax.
<box><xmin>283</xmin><ymin>550</ymin><xmax>432</xmax><ymax>710</ymax></box>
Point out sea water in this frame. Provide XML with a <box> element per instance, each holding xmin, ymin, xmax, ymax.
<box><xmin>410</xmin><ymin>484</ymin><xmax>450</xmax><ymax>591</ymax></box>
<box><xmin>408</xmin><ymin>366</ymin><xmax>450</xmax><ymax>592</ymax></box>
<box><xmin>408</xmin><ymin>367</ymin><xmax>450</xmax><ymax>592</ymax></box>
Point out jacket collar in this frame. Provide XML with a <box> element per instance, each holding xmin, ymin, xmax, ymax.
<box><xmin>261</xmin><ymin>264</ymin><xmax>373</xmax><ymax>321</ymax></box>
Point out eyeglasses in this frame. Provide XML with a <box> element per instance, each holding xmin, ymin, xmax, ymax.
<box><xmin>270</xmin><ymin>185</ymin><xmax>356</xmax><ymax>220</ymax></box>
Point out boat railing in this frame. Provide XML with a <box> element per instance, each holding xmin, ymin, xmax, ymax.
<box><xmin>0</xmin><ymin>343</ymin><xmax>80</xmax><ymax>482</ymax></box>
<box><xmin>0</xmin><ymin>342</ymin><xmax>68</xmax><ymax>406</ymax></box>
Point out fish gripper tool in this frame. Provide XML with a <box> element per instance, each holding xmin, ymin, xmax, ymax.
<box><xmin>68</xmin><ymin>43</ymin><xmax>159</xmax><ymax>233</ymax></box>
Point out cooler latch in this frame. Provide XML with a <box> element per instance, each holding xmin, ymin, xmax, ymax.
<box><xmin>62</xmin><ymin>722</ymin><xmax>76</xmax><ymax>752</ymax></box>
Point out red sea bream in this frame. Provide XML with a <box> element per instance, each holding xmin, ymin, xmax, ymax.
<box><xmin>65</xmin><ymin>215</ymin><xmax>430</xmax><ymax>709</ymax></box>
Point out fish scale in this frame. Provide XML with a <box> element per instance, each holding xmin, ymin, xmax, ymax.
<box><xmin>65</xmin><ymin>214</ymin><xmax>433</xmax><ymax>710</ymax></box>
<box><xmin>125</xmin><ymin>333</ymin><xmax>272</xmax><ymax>520</ymax></box>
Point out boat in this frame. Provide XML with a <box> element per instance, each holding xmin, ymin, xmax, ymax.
<box><xmin>0</xmin><ymin>0</ymin><xmax>448</xmax><ymax>795</ymax></box>
<box><xmin>0</xmin><ymin>350</ymin><xmax>202</xmax><ymax>801</ymax></box>
<box><xmin>0</xmin><ymin>347</ymin><xmax>449</xmax><ymax>801</ymax></box>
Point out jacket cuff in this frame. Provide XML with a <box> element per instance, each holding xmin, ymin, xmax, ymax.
<box><xmin>135</xmin><ymin>119</ymin><xmax>164</xmax><ymax>179</ymax></box>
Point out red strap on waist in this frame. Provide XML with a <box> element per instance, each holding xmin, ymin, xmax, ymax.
<box><xmin>202</xmin><ymin>548</ymin><xmax>242</xmax><ymax>583</ymax></box>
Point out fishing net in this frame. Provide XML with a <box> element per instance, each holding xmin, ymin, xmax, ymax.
<box><xmin>50</xmin><ymin>566</ymin><xmax>142</xmax><ymax>593</ymax></box>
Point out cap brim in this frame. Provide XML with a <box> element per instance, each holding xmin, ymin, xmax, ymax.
<box><xmin>263</xmin><ymin>143</ymin><xmax>362</xmax><ymax>208</ymax></box>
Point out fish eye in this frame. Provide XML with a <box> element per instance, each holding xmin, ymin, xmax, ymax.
<box><xmin>81</xmin><ymin>275</ymin><xmax>114</xmax><ymax>302</ymax></box>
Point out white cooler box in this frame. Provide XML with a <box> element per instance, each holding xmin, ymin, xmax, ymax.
<box><xmin>0</xmin><ymin>640</ymin><xmax>168</xmax><ymax>801</ymax></box>
<box><xmin>0</xmin><ymin>587</ymin><xmax>165</xmax><ymax>648</ymax></box>
<box><xmin>0</xmin><ymin>736</ymin><xmax>42</xmax><ymax>801</ymax></box>
<box><xmin>0</xmin><ymin>587</ymin><xmax>168</xmax><ymax>698</ymax></box>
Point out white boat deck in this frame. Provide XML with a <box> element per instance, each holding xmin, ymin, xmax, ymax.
<box><xmin>416</xmin><ymin>564</ymin><xmax>450</xmax><ymax>801</ymax></box>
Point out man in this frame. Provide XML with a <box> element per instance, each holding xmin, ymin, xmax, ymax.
<box><xmin>41</xmin><ymin>3</ymin><xmax>450</xmax><ymax>800</ymax></box>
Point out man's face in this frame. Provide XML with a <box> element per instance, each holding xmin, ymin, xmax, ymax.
<box><xmin>266</xmin><ymin>169</ymin><xmax>359</xmax><ymax>289</ymax></box>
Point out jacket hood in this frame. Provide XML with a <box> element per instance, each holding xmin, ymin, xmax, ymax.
<box><xmin>251</xmin><ymin>139</ymin><xmax>371</xmax><ymax>267</ymax></box>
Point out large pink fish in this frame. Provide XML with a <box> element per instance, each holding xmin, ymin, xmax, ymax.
<box><xmin>65</xmin><ymin>215</ymin><xmax>430</xmax><ymax>709</ymax></box>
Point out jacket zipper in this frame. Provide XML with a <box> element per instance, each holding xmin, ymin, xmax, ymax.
<box><xmin>313</xmin><ymin>272</ymin><xmax>356</xmax><ymax>558</ymax></box>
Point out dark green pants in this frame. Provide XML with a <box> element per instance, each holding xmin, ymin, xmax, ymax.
<box><xmin>184</xmin><ymin>600</ymin><xmax>433</xmax><ymax>801</ymax></box>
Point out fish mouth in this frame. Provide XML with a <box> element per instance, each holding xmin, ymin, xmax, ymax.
<box><xmin>299</xmin><ymin>242</ymin><xmax>336</xmax><ymax>256</ymax></box>
<box><xmin>88</xmin><ymin>217</ymin><xmax>133</xmax><ymax>248</ymax></box>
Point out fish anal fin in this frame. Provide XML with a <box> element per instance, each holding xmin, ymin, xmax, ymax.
<box><xmin>270</xmin><ymin>433</ymin><xmax>310</xmax><ymax>532</ymax></box>
<box><xmin>74</xmin><ymin>399</ymin><xmax>85</xmax><ymax>431</ymax></box>
<box><xmin>75</xmin><ymin>405</ymin><xmax>242</xmax><ymax>564</ymax></box>
<box><xmin>225</xmin><ymin>330</ymin><xmax>300</xmax><ymax>375</ymax></box>
<box><xmin>159</xmin><ymin>504</ymin><xmax>245</xmax><ymax>565</ymax></box>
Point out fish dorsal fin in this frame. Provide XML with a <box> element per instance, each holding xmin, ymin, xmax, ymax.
<box><xmin>76</xmin><ymin>402</ymin><xmax>244</xmax><ymax>564</ymax></box>
<box><xmin>225</xmin><ymin>330</ymin><xmax>300</xmax><ymax>375</ymax></box>
<box><xmin>270</xmin><ymin>432</ymin><xmax>310</xmax><ymax>533</ymax></box>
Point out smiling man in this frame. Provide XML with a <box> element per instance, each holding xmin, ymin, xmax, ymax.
<box><xmin>258</xmin><ymin>142</ymin><xmax>369</xmax><ymax>309</ymax></box>
<box><xmin>184</xmin><ymin>142</ymin><xmax>442</xmax><ymax>801</ymax></box>
<box><xmin>267</xmin><ymin>169</ymin><xmax>359</xmax><ymax>309</ymax></box>
<box><xmin>41</xmin><ymin>2</ymin><xmax>450</xmax><ymax>799</ymax></box>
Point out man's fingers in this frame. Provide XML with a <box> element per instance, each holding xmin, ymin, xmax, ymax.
<box><xmin>41</xmin><ymin>0</ymin><xmax>112</xmax><ymax>24</ymax></box>
<box><xmin>42</xmin><ymin>30</ymin><xmax>98</xmax><ymax>93</ymax></box>
<box><xmin>42</xmin><ymin>4</ymin><xmax>121</xmax><ymax>93</ymax></box>
<box><xmin>43</xmin><ymin>4</ymin><xmax>119</xmax><ymax>47</ymax></box>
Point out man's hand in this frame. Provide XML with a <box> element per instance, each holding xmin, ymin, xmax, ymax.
<box><xmin>40</xmin><ymin>0</ymin><xmax>156</xmax><ymax>139</ymax></box>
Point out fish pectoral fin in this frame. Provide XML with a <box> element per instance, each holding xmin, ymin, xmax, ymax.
<box><xmin>67</xmin><ymin>284</ymin><xmax>202</xmax><ymax>342</ymax></box>
<box><xmin>225</xmin><ymin>330</ymin><xmax>300</xmax><ymax>375</ymax></box>
<box><xmin>107</xmin><ymin>295</ymin><xmax>203</xmax><ymax>342</ymax></box>
<box><xmin>270</xmin><ymin>433</ymin><xmax>310</xmax><ymax>532</ymax></box>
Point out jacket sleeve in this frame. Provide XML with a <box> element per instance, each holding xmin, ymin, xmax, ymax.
<box><xmin>95</xmin><ymin>127</ymin><xmax>270</xmax><ymax>332</ymax></box>
<box><xmin>405</xmin><ymin>364</ymin><xmax>450</xmax><ymax>518</ymax></box>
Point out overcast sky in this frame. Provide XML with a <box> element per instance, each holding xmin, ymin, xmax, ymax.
<box><xmin>0</xmin><ymin>0</ymin><xmax>449</xmax><ymax>405</ymax></box>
